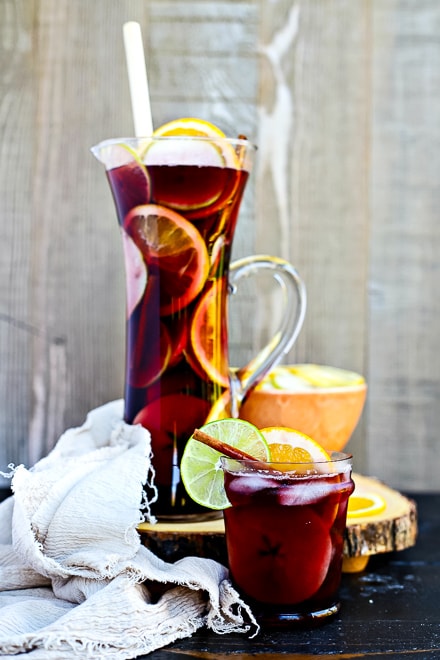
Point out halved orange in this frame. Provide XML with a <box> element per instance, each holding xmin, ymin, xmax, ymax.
<box><xmin>124</xmin><ymin>204</ymin><xmax>209</xmax><ymax>316</ymax></box>
<box><xmin>240</xmin><ymin>364</ymin><xmax>367</xmax><ymax>452</ymax></box>
<box><xmin>189</xmin><ymin>278</ymin><xmax>230</xmax><ymax>387</ymax></box>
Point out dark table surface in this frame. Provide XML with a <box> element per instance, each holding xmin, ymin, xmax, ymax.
<box><xmin>143</xmin><ymin>493</ymin><xmax>439</xmax><ymax>660</ymax></box>
<box><xmin>1</xmin><ymin>490</ymin><xmax>438</xmax><ymax>659</ymax></box>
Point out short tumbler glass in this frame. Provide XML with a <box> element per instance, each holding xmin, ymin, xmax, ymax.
<box><xmin>221</xmin><ymin>453</ymin><xmax>354</xmax><ymax>627</ymax></box>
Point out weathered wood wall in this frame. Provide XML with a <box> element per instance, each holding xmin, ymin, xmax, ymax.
<box><xmin>1</xmin><ymin>0</ymin><xmax>439</xmax><ymax>491</ymax></box>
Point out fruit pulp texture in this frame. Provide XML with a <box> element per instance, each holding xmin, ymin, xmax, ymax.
<box><xmin>107</xmin><ymin>162</ymin><xmax>248</xmax><ymax>516</ymax></box>
<box><xmin>223</xmin><ymin>468</ymin><xmax>354</xmax><ymax>611</ymax></box>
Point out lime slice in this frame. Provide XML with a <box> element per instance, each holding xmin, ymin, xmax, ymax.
<box><xmin>180</xmin><ymin>418</ymin><xmax>270</xmax><ymax>510</ymax></box>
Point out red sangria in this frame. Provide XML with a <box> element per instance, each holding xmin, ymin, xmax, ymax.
<box><xmin>92</xmin><ymin>121</ymin><xmax>306</xmax><ymax>520</ymax></box>
<box><xmin>102</xmin><ymin>131</ymin><xmax>253</xmax><ymax>518</ymax></box>
<box><xmin>221</xmin><ymin>452</ymin><xmax>354</xmax><ymax>626</ymax></box>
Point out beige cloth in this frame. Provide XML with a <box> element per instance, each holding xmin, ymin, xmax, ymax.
<box><xmin>0</xmin><ymin>400</ymin><xmax>257</xmax><ymax>658</ymax></box>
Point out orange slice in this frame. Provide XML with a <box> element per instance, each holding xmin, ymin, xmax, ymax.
<box><xmin>347</xmin><ymin>492</ymin><xmax>386</xmax><ymax>519</ymax></box>
<box><xmin>153</xmin><ymin>118</ymin><xmax>227</xmax><ymax>138</ymax></box>
<box><xmin>124</xmin><ymin>204</ymin><xmax>209</xmax><ymax>316</ymax></box>
<box><xmin>145</xmin><ymin>118</ymin><xmax>241</xmax><ymax>219</ymax></box>
<box><xmin>189</xmin><ymin>278</ymin><xmax>230</xmax><ymax>387</ymax></box>
<box><xmin>260</xmin><ymin>427</ymin><xmax>342</xmax><ymax>530</ymax></box>
<box><xmin>260</xmin><ymin>426</ymin><xmax>331</xmax><ymax>467</ymax></box>
<box><xmin>150</xmin><ymin>117</ymin><xmax>240</xmax><ymax>169</ymax></box>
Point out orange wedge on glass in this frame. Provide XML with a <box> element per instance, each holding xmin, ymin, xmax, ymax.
<box><xmin>260</xmin><ymin>426</ymin><xmax>331</xmax><ymax>472</ymax></box>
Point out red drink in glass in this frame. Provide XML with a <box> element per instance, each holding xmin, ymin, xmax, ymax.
<box><xmin>222</xmin><ymin>453</ymin><xmax>354</xmax><ymax>626</ymax></box>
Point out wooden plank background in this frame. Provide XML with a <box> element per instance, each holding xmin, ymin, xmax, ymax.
<box><xmin>0</xmin><ymin>0</ymin><xmax>439</xmax><ymax>491</ymax></box>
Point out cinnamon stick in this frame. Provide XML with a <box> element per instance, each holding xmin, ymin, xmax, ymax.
<box><xmin>192</xmin><ymin>428</ymin><xmax>273</xmax><ymax>472</ymax></box>
<box><xmin>193</xmin><ymin>428</ymin><xmax>256</xmax><ymax>460</ymax></box>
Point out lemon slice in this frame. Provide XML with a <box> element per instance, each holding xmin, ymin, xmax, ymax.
<box><xmin>180</xmin><ymin>419</ymin><xmax>270</xmax><ymax>510</ymax></box>
<box><xmin>347</xmin><ymin>492</ymin><xmax>386</xmax><ymax>518</ymax></box>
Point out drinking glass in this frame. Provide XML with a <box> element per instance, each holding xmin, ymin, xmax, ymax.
<box><xmin>221</xmin><ymin>453</ymin><xmax>354</xmax><ymax>626</ymax></box>
<box><xmin>91</xmin><ymin>135</ymin><xmax>306</xmax><ymax>520</ymax></box>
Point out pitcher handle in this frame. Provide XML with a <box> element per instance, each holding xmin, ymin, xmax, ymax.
<box><xmin>228</xmin><ymin>255</ymin><xmax>306</xmax><ymax>417</ymax></box>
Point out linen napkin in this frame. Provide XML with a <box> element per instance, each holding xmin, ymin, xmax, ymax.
<box><xmin>0</xmin><ymin>400</ymin><xmax>257</xmax><ymax>658</ymax></box>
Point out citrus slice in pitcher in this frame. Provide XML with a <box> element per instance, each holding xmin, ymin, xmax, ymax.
<box><xmin>124</xmin><ymin>204</ymin><xmax>210</xmax><ymax>315</ymax></box>
<box><xmin>189</xmin><ymin>278</ymin><xmax>230</xmax><ymax>387</ymax></box>
<box><xmin>101</xmin><ymin>143</ymin><xmax>151</xmax><ymax>220</ymax></box>
<box><xmin>153</xmin><ymin>117</ymin><xmax>227</xmax><ymax>139</ymax></box>
<box><xmin>145</xmin><ymin>118</ymin><xmax>242</xmax><ymax>218</ymax></box>
<box><xmin>181</xmin><ymin>418</ymin><xmax>270</xmax><ymax>509</ymax></box>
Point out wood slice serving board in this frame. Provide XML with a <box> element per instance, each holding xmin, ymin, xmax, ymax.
<box><xmin>138</xmin><ymin>474</ymin><xmax>417</xmax><ymax>573</ymax></box>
